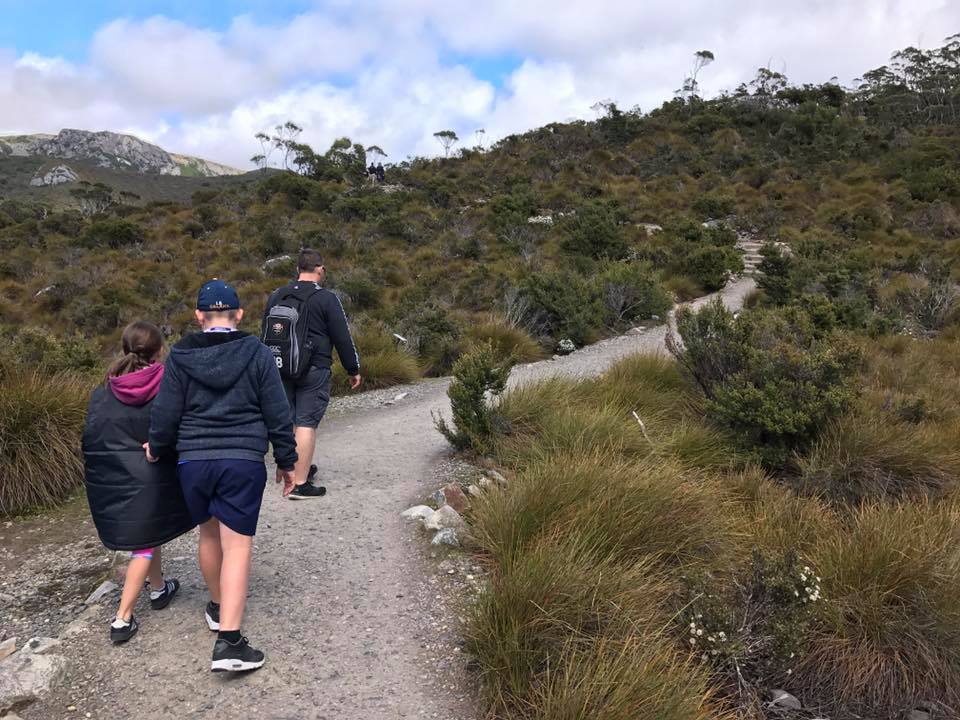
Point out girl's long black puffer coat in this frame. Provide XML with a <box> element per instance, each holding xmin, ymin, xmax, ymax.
<box><xmin>82</xmin><ymin>384</ymin><xmax>195</xmax><ymax>550</ymax></box>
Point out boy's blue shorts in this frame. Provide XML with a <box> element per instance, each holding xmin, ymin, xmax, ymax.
<box><xmin>178</xmin><ymin>459</ymin><xmax>267</xmax><ymax>537</ymax></box>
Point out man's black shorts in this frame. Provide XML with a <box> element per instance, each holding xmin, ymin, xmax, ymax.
<box><xmin>282</xmin><ymin>365</ymin><xmax>331</xmax><ymax>429</ymax></box>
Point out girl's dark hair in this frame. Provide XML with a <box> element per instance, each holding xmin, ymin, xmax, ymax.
<box><xmin>106</xmin><ymin>321</ymin><xmax>164</xmax><ymax>379</ymax></box>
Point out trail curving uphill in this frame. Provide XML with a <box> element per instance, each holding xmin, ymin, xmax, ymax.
<box><xmin>10</xmin><ymin>278</ymin><xmax>754</xmax><ymax>720</ymax></box>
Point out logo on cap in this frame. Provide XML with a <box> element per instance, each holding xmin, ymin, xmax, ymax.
<box><xmin>272</xmin><ymin>322</ymin><xmax>283</xmax><ymax>335</ymax></box>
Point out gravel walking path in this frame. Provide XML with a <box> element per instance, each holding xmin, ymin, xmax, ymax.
<box><xmin>3</xmin><ymin>278</ymin><xmax>754</xmax><ymax>720</ymax></box>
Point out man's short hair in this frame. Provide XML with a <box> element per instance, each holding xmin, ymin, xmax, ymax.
<box><xmin>298</xmin><ymin>249</ymin><xmax>324</xmax><ymax>273</ymax></box>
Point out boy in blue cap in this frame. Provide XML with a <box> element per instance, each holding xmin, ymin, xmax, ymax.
<box><xmin>147</xmin><ymin>279</ymin><xmax>297</xmax><ymax>672</ymax></box>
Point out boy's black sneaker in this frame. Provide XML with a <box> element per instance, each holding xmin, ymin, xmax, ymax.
<box><xmin>211</xmin><ymin>636</ymin><xmax>265</xmax><ymax>672</ymax></box>
<box><xmin>205</xmin><ymin>601</ymin><xmax>220</xmax><ymax>631</ymax></box>
<box><xmin>149</xmin><ymin>578</ymin><xmax>180</xmax><ymax>610</ymax></box>
<box><xmin>110</xmin><ymin>616</ymin><xmax>139</xmax><ymax>644</ymax></box>
<box><xmin>289</xmin><ymin>482</ymin><xmax>326</xmax><ymax>500</ymax></box>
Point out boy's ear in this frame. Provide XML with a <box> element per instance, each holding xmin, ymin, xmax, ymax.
<box><xmin>236</xmin><ymin>308</ymin><xmax>244</xmax><ymax>323</ymax></box>
<box><xmin>195</xmin><ymin>309</ymin><xmax>205</xmax><ymax>326</ymax></box>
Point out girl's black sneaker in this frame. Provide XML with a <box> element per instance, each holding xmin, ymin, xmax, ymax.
<box><xmin>110</xmin><ymin>616</ymin><xmax>139</xmax><ymax>644</ymax></box>
<box><xmin>205</xmin><ymin>601</ymin><xmax>220</xmax><ymax>631</ymax></box>
<box><xmin>211</xmin><ymin>636</ymin><xmax>265</xmax><ymax>672</ymax></box>
<box><xmin>149</xmin><ymin>578</ymin><xmax>180</xmax><ymax>610</ymax></box>
<box><xmin>288</xmin><ymin>482</ymin><xmax>326</xmax><ymax>500</ymax></box>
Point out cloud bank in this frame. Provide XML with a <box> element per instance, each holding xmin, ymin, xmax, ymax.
<box><xmin>0</xmin><ymin>0</ymin><xmax>957</xmax><ymax>167</ymax></box>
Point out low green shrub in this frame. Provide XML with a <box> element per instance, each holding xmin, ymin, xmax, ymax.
<box><xmin>520</xmin><ymin>271</ymin><xmax>604</xmax><ymax>345</ymax></box>
<box><xmin>560</xmin><ymin>202</ymin><xmax>628</xmax><ymax>259</ymax></box>
<box><xmin>435</xmin><ymin>342</ymin><xmax>511</xmax><ymax>453</ymax></box>
<box><xmin>0</xmin><ymin>361</ymin><xmax>89</xmax><ymax>515</ymax></box>
<box><xmin>79</xmin><ymin>218</ymin><xmax>144</xmax><ymax>249</ymax></box>
<box><xmin>595</xmin><ymin>261</ymin><xmax>672</xmax><ymax>327</ymax></box>
<box><xmin>681</xmin><ymin>245</ymin><xmax>743</xmax><ymax>292</ymax></box>
<box><xmin>670</xmin><ymin>301</ymin><xmax>862</xmax><ymax>466</ymax></box>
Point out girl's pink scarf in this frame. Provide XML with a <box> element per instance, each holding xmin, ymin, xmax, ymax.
<box><xmin>108</xmin><ymin>363</ymin><xmax>164</xmax><ymax>406</ymax></box>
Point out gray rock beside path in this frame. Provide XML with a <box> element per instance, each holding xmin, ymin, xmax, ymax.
<box><xmin>431</xmin><ymin>528</ymin><xmax>460</xmax><ymax>547</ymax></box>
<box><xmin>423</xmin><ymin>506</ymin><xmax>466</xmax><ymax>532</ymax></box>
<box><xmin>0</xmin><ymin>649</ymin><xmax>68</xmax><ymax>712</ymax></box>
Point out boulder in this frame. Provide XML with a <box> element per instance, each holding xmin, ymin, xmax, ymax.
<box><xmin>441</xmin><ymin>484</ymin><xmax>469</xmax><ymax>513</ymax></box>
<box><xmin>0</xmin><ymin>651</ymin><xmax>68</xmax><ymax>712</ymax></box>
<box><xmin>400</xmin><ymin>505</ymin><xmax>434</xmax><ymax>522</ymax></box>
<box><xmin>0</xmin><ymin>637</ymin><xmax>15</xmax><ymax>661</ymax></box>
<box><xmin>23</xmin><ymin>637</ymin><xmax>61</xmax><ymax>656</ymax></box>
<box><xmin>431</xmin><ymin>489</ymin><xmax>447</xmax><ymax>507</ymax></box>
<box><xmin>424</xmin><ymin>506</ymin><xmax>466</xmax><ymax>532</ymax></box>
<box><xmin>465</xmin><ymin>484</ymin><xmax>482</xmax><ymax>497</ymax></box>
<box><xmin>431</xmin><ymin>528</ymin><xmax>460</xmax><ymax>547</ymax></box>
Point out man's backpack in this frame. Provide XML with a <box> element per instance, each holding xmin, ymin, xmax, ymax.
<box><xmin>261</xmin><ymin>283</ymin><xmax>320</xmax><ymax>381</ymax></box>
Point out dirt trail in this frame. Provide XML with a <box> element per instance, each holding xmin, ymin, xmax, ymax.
<box><xmin>8</xmin><ymin>278</ymin><xmax>754</xmax><ymax>720</ymax></box>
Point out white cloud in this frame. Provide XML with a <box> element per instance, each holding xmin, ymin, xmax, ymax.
<box><xmin>0</xmin><ymin>1</ymin><xmax>957</xmax><ymax>167</ymax></box>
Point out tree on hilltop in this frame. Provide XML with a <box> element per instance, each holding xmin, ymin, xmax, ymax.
<box><xmin>434</xmin><ymin>130</ymin><xmax>459</xmax><ymax>157</ymax></box>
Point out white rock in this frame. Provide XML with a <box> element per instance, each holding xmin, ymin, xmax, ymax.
<box><xmin>393</xmin><ymin>392</ymin><xmax>409</xmax><ymax>402</ymax></box>
<box><xmin>22</xmin><ymin>637</ymin><xmax>61</xmax><ymax>656</ymax></box>
<box><xmin>29</xmin><ymin>164</ymin><xmax>78</xmax><ymax>187</ymax></box>
<box><xmin>769</xmin><ymin>689</ymin><xmax>802</xmax><ymax>710</ymax></box>
<box><xmin>423</xmin><ymin>506</ymin><xmax>466</xmax><ymax>532</ymax></box>
<box><xmin>465</xmin><ymin>484</ymin><xmax>482</xmax><ymax>496</ymax></box>
<box><xmin>84</xmin><ymin>580</ymin><xmax>117</xmax><ymax>605</ymax></box>
<box><xmin>0</xmin><ymin>638</ymin><xmax>15</xmax><ymax>661</ymax></box>
<box><xmin>0</xmin><ymin>652</ymin><xmax>68</xmax><ymax>712</ymax></box>
<box><xmin>400</xmin><ymin>505</ymin><xmax>434</xmax><ymax>522</ymax></box>
<box><xmin>478</xmin><ymin>477</ymin><xmax>493</xmax><ymax>489</ymax></box>
<box><xmin>431</xmin><ymin>528</ymin><xmax>460</xmax><ymax>547</ymax></box>
<box><xmin>485</xmin><ymin>470</ymin><xmax>508</xmax><ymax>485</ymax></box>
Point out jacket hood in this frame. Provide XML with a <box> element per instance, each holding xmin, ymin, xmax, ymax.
<box><xmin>170</xmin><ymin>331</ymin><xmax>262</xmax><ymax>390</ymax></box>
<box><xmin>109</xmin><ymin>363</ymin><xmax>164</xmax><ymax>405</ymax></box>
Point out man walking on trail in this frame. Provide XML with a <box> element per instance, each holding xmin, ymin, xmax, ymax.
<box><xmin>262</xmin><ymin>248</ymin><xmax>361</xmax><ymax>500</ymax></box>
<box><xmin>147</xmin><ymin>279</ymin><xmax>298</xmax><ymax>672</ymax></box>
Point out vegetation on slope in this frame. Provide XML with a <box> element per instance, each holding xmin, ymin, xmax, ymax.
<box><xmin>431</xmin><ymin>36</ymin><xmax>960</xmax><ymax>720</ymax></box>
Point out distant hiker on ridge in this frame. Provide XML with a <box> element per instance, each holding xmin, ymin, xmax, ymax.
<box><xmin>262</xmin><ymin>248</ymin><xmax>361</xmax><ymax>500</ymax></box>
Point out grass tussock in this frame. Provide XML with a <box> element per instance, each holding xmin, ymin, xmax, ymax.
<box><xmin>796</xmin><ymin>407</ymin><xmax>960</xmax><ymax>503</ymax></box>
<box><xmin>0</xmin><ymin>362</ymin><xmax>88</xmax><ymax>515</ymax></box>
<box><xmin>466</xmin><ymin>317</ymin><xmax>545</xmax><ymax>364</ymax></box>
<box><xmin>799</xmin><ymin>502</ymin><xmax>960</xmax><ymax>714</ymax></box>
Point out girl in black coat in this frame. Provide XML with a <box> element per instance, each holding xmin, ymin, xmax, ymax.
<box><xmin>82</xmin><ymin>321</ymin><xmax>195</xmax><ymax>643</ymax></box>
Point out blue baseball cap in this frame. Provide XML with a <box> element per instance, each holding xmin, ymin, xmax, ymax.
<box><xmin>197</xmin><ymin>279</ymin><xmax>241</xmax><ymax>311</ymax></box>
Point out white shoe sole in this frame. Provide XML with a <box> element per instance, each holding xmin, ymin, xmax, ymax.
<box><xmin>205</xmin><ymin>612</ymin><xmax>219</xmax><ymax>631</ymax></box>
<box><xmin>211</xmin><ymin>657</ymin><xmax>265</xmax><ymax>672</ymax></box>
<box><xmin>288</xmin><ymin>493</ymin><xmax>323</xmax><ymax>500</ymax></box>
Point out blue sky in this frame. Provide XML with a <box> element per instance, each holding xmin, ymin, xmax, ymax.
<box><xmin>0</xmin><ymin>1</ymin><xmax>956</xmax><ymax>166</ymax></box>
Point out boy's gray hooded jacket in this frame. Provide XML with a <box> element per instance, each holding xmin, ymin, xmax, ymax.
<box><xmin>148</xmin><ymin>331</ymin><xmax>297</xmax><ymax>469</ymax></box>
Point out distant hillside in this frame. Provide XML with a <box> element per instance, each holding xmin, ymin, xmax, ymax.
<box><xmin>0</xmin><ymin>129</ymin><xmax>239</xmax><ymax>177</ymax></box>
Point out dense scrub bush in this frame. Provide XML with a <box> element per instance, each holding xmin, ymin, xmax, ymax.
<box><xmin>79</xmin><ymin>218</ymin><xmax>144</xmax><ymax>249</ymax></box>
<box><xmin>519</xmin><ymin>271</ymin><xmax>604</xmax><ymax>344</ymax></box>
<box><xmin>670</xmin><ymin>301</ymin><xmax>862</xmax><ymax>466</ymax></box>
<box><xmin>596</xmin><ymin>261</ymin><xmax>672</xmax><ymax>326</ymax></box>
<box><xmin>0</xmin><ymin>360</ymin><xmax>89</xmax><ymax>514</ymax></box>
<box><xmin>3</xmin><ymin>327</ymin><xmax>101</xmax><ymax>371</ymax></box>
<box><xmin>681</xmin><ymin>245</ymin><xmax>743</xmax><ymax>291</ymax></box>
<box><xmin>396</xmin><ymin>304</ymin><xmax>463</xmax><ymax>375</ymax></box>
<box><xmin>560</xmin><ymin>202</ymin><xmax>628</xmax><ymax>259</ymax></box>
<box><xmin>435</xmin><ymin>342</ymin><xmax>510</xmax><ymax>453</ymax></box>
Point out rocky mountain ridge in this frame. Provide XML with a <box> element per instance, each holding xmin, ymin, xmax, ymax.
<box><xmin>0</xmin><ymin>129</ymin><xmax>239</xmax><ymax>177</ymax></box>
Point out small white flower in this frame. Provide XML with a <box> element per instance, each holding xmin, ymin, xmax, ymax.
<box><xmin>718</xmin><ymin>632</ymin><xmax>726</xmax><ymax>640</ymax></box>
<box><xmin>689</xmin><ymin>638</ymin><xmax>696</xmax><ymax>645</ymax></box>
<box><xmin>787</xmin><ymin>669</ymin><xmax>792</xmax><ymax>675</ymax></box>
<box><xmin>794</xmin><ymin>590</ymin><xmax>800</xmax><ymax>597</ymax></box>
<box><xmin>689</xmin><ymin>622</ymin><xmax>696</xmax><ymax>629</ymax></box>
<box><xmin>696</xmin><ymin>629</ymin><xmax>703</xmax><ymax>636</ymax></box>
<box><xmin>701</xmin><ymin>653</ymin><xmax>708</xmax><ymax>662</ymax></box>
